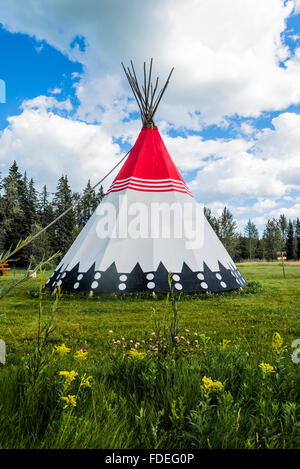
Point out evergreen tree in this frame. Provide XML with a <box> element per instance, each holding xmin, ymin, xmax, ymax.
<box><xmin>96</xmin><ymin>185</ymin><xmax>104</xmax><ymax>205</ymax></box>
<box><xmin>28</xmin><ymin>178</ymin><xmax>38</xmax><ymax>222</ymax></box>
<box><xmin>21</xmin><ymin>176</ymin><xmax>38</xmax><ymax>234</ymax></box>
<box><xmin>38</xmin><ymin>185</ymin><xmax>56</xmax><ymax>253</ymax></box>
<box><xmin>74</xmin><ymin>182</ymin><xmax>104</xmax><ymax>228</ymax></box>
<box><xmin>256</xmin><ymin>238</ymin><xmax>265</xmax><ymax>260</ymax></box>
<box><xmin>278</xmin><ymin>214</ymin><xmax>288</xmax><ymax>244</ymax></box>
<box><xmin>19</xmin><ymin>176</ymin><xmax>39</xmax><ymax>263</ymax></box>
<box><xmin>296</xmin><ymin>218</ymin><xmax>300</xmax><ymax>260</ymax></box>
<box><xmin>218</xmin><ymin>207</ymin><xmax>239</xmax><ymax>258</ymax></box>
<box><xmin>244</xmin><ymin>219</ymin><xmax>259</xmax><ymax>259</ymax></box>
<box><xmin>0</xmin><ymin>161</ymin><xmax>27</xmax><ymax>258</ymax></box>
<box><xmin>52</xmin><ymin>175</ymin><xmax>76</xmax><ymax>256</ymax></box>
<box><xmin>38</xmin><ymin>185</ymin><xmax>49</xmax><ymax>222</ymax></box>
<box><xmin>262</xmin><ymin>219</ymin><xmax>283</xmax><ymax>260</ymax></box>
<box><xmin>28</xmin><ymin>222</ymin><xmax>53</xmax><ymax>266</ymax></box>
<box><xmin>235</xmin><ymin>234</ymin><xmax>248</xmax><ymax>261</ymax></box>
<box><xmin>72</xmin><ymin>192</ymin><xmax>82</xmax><ymax>228</ymax></box>
<box><xmin>204</xmin><ymin>206</ymin><xmax>220</xmax><ymax>236</ymax></box>
<box><xmin>286</xmin><ymin>220</ymin><xmax>296</xmax><ymax>260</ymax></box>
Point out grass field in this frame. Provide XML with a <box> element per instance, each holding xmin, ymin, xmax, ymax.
<box><xmin>0</xmin><ymin>263</ymin><xmax>299</xmax><ymax>449</ymax></box>
<box><xmin>1</xmin><ymin>263</ymin><xmax>300</xmax><ymax>362</ymax></box>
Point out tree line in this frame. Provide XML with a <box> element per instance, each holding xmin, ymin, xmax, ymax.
<box><xmin>205</xmin><ymin>207</ymin><xmax>300</xmax><ymax>262</ymax></box>
<box><xmin>0</xmin><ymin>161</ymin><xmax>299</xmax><ymax>266</ymax></box>
<box><xmin>0</xmin><ymin>161</ymin><xmax>104</xmax><ymax>266</ymax></box>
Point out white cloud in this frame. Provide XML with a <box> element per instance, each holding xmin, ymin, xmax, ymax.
<box><xmin>255</xmin><ymin>112</ymin><xmax>300</xmax><ymax>160</ymax></box>
<box><xmin>1</xmin><ymin>0</ymin><xmax>300</xmax><ymax>128</ymax></box>
<box><xmin>292</xmin><ymin>0</ymin><xmax>300</xmax><ymax>14</ymax></box>
<box><xmin>161</xmin><ymin>112</ymin><xmax>300</xmax><ymax>213</ymax></box>
<box><xmin>240</xmin><ymin>122</ymin><xmax>256</xmax><ymax>136</ymax></box>
<box><xmin>252</xmin><ymin>199</ymin><xmax>279</xmax><ymax>212</ymax></box>
<box><xmin>0</xmin><ymin>97</ymin><xmax>122</xmax><ymax>192</ymax></box>
<box><xmin>269</xmin><ymin>203</ymin><xmax>300</xmax><ymax>219</ymax></box>
<box><xmin>21</xmin><ymin>95</ymin><xmax>72</xmax><ymax>113</ymax></box>
<box><xmin>162</xmin><ymin>132</ymin><xmax>283</xmax><ymax>203</ymax></box>
<box><xmin>49</xmin><ymin>87</ymin><xmax>62</xmax><ymax>95</ymax></box>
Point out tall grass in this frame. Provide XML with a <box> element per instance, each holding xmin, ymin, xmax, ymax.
<box><xmin>0</xmin><ymin>287</ymin><xmax>299</xmax><ymax>449</ymax></box>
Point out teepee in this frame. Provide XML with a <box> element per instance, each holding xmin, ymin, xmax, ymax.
<box><xmin>47</xmin><ymin>60</ymin><xmax>246</xmax><ymax>293</ymax></box>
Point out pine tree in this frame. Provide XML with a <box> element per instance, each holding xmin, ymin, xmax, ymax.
<box><xmin>22</xmin><ymin>177</ymin><xmax>38</xmax><ymax>233</ymax></box>
<box><xmin>262</xmin><ymin>219</ymin><xmax>283</xmax><ymax>260</ymax></box>
<box><xmin>244</xmin><ymin>219</ymin><xmax>259</xmax><ymax>259</ymax></box>
<box><xmin>278</xmin><ymin>214</ymin><xmax>288</xmax><ymax>244</ymax></box>
<box><xmin>96</xmin><ymin>185</ymin><xmax>104</xmax><ymax>205</ymax></box>
<box><xmin>256</xmin><ymin>238</ymin><xmax>265</xmax><ymax>260</ymax></box>
<box><xmin>296</xmin><ymin>218</ymin><xmax>300</xmax><ymax>260</ymax></box>
<box><xmin>20</xmin><ymin>176</ymin><xmax>39</xmax><ymax>263</ymax></box>
<box><xmin>286</xmin><ymin>220</ymin><xmax>295</xmax><ymax>260</ymax></box>
<box><xmin>73</xmin><ymin>181</ymin><xmax>104</xmax><ymax>228</ymax></box>
<box><xmin>218</xmin><ymin>207</ymin><xmax>238</xmax><ymax>258</ymax></box>
<box><xmin>28</xmin><ymin>222</ymin><xmax>53</xmax><ymax>266</ymax></box>
<box><xmin>38</xmin><ymin>185</ymin><xmax>49</xmax><ymax>228</ymax></box>
<box><xmin>52</xmin><ymin>175</ymin><xmax>76</xmax><ymax>256</ymax></box>
<box><xmin>235</xmin><ymin>234</ymin><xmax>248</xmax><ymax>261</ymax></box>
<box><xmin>204</xmin><ymin>206</ymin><xmax>220</xmax><ymax>236</ymax></box>
<box><xmin>72</xmin><ymin>192</ymin><xmax>82</xmax><ymax>228</ymax></box>
<box><xmin>38</xmin><ymin>185</ymin><xmax>56</xmax><ymax>253</ymax></box>
<box><xmin>0</xmin><ymin>161</ymin><xmax>27</xmax><ymax>258</ymax></box>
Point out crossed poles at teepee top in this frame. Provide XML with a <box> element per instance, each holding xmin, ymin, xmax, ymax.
<box><xmin>121</xmin><ymin>58</ymin><xmax>174</xmax><ymax>128</ymax></box>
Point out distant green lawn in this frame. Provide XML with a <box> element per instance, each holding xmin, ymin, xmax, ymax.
<box><xmin>1</xmin><ymin>262</ymin><xmax>300</xmax><ymax>364</ymax></box>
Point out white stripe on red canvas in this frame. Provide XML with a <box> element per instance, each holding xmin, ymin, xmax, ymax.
<box><xmin>106</xmin><ymin>177</ymin><xmax>193</xmax><ymax>197</ymax></box>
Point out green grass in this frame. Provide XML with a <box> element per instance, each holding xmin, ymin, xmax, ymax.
<box><xmin>1</xmin><ymin>263</ymin><xmax>299</xmax><ymax>363</ymax></box>
<box><xmin>0</xmin><ymin>263</ymin><xmax>299</xmax><ymax>449</ymax></box>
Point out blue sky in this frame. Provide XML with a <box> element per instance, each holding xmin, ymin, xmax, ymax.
<box><xmin>1</xmin><ymin>0</ymin><xmax>300</xmax><ymax>233</ymax></box>
<box><xmin>0</xmin><ymin>26</ymin><xmax>82</xmax><ymax>128</ymax></box>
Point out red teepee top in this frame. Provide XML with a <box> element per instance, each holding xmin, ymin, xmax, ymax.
<box><xmin>106</xmin><ymin>127</ymin><xmax>192</xmax><ymax>196</ymax></box>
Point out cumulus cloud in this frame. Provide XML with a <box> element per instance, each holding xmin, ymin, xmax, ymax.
<box><xmin>0</xmin><ymin>96</ymin><xmax>122</xmax><ymax>192</ymax></box>
<box><xmin>269</xmin><ymin>203</ymin><xmax>300</xmax><ymax>219</ymax></box>
<box><xmin>161</xmin><ymin>112</ymin><xmax>300</xmax><ymax>217</ymax></box>
<box><xmin>1</xmin><ymin>0</ymin><xmax>300</xmax><ymax>128</ymax></box>
<box><xmin>292</xmin><ymin>0</ymin><xmax>300</xmax><ymax>14</ymax></box>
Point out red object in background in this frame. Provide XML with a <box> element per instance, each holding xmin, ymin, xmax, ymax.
<box><xmin>0</xmin><ymin>264</ymin><xmax>10</xmax><ymax>276</ymax></box>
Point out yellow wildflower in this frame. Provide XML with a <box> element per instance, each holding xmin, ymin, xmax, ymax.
<box><xmin>55</xmin><ymin>344</ymin><xmax>71</xmax><ymax>355</ymax></box>
<box><xmin>272</xmin><ymin>332</ymin><xmax>285</xmax><ymax>355</ymax></box>
<box><xmin>74</xmin><ymin>349</ymin><xmax>88</xmax><ymax>360</ymax></box>
<box><xmin>198</xmin><ymin>334</ymin><xmax>211</xmax><ymax>344</ymax></box>
<box><xmin>61</xmin><ymin>395</ymin><xmax>77</xmax><ymax>409</ymax></box>
<box><xmin>201</xmin><ymin>376</ymin><xmax>224</xmax><ymax>393</ymax></box>
<box><xmin>59</xmin><ymin>370</ymin><xmax>78</xmax><ymax>386</ymax></box>
<box><xmin>259</xmin><ymin>362</ymin><xmax>275</xmax><ymax>376</ymax></box>
<box><xmin>219</xmin><ymin>339</ymin><xmax>231</xmax><ymax>350</ymax></box>
<box><xmin>128</xmin><ymin>348</ymin><xmax>146</xmax><ymax>360</ymax></box>
<box><xmin>80</xmin><ymin>375</ymin><xmax>92</xmax><ymax>388</ymax></box>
